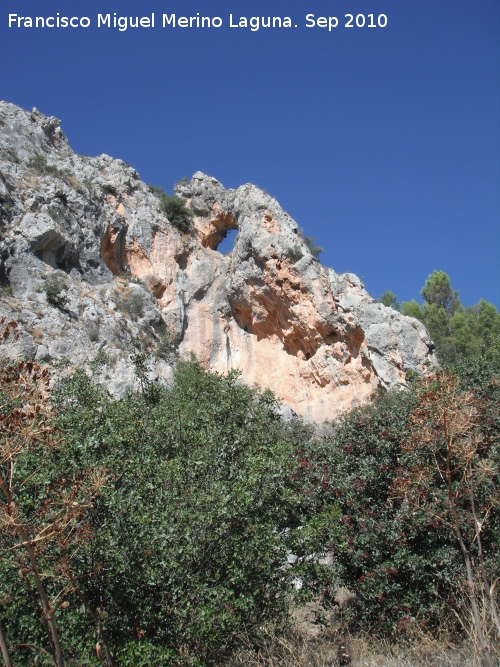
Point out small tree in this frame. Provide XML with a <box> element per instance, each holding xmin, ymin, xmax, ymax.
<box><xmin>379</xmin><ymin>290</ymin><xmax>400</xmax><ymax>311</ymax></box>
<box><xmin>0</xmin><ymin>321</ymin><xmax>111</xmax><ymax>666</ymax></box>
<box><xmin>392</xmin><ymin>372</ymin><xmax>499</xmax><ymax>666</ymax></box>
<box><xmin>420</xmin><ymin>271</ymin><xmax>460</xmax><ymax>315</ymax></box>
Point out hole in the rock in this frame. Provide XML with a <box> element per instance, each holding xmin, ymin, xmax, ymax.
<box><xmin>216</xmin><ymin>229</ymin><xmax>238</xmax><ymax>254</ymax></box>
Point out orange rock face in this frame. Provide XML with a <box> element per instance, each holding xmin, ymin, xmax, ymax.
<box><xmin>123</xmin><ymin>172</ymin><xmax>435</xmax><ymax>421</ymax></box>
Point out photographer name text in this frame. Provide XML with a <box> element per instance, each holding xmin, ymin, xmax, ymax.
<box><xmin>7</xmin><ymin>12</ymin><xmax>388</xmax><ymax>31</ymax></box>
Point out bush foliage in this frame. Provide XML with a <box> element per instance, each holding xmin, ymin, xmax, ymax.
<box><xmin>303</xmin><ymin>236</ymin><xmax>323</xmax><ymax>259</ymax></box>
<box><xmin>315</xmin><ymin>343</ymin><xmax>500</xmax><ymax>639</ymax></box>
<box><xmin>44</xmin><ymin>273</ymin><xmax>69</xmax><ymax>309</ymax></box>
<box><xmin>0</xmin><ymin>319</ymin><xmax>498</xmax><ymax>665</ymax></box>
<box><xmin>149</xmin><ymin>185</ymin><xmax>193</xmax><ymax>233</ymax></box>
<box><xmin>0</xmin><ymin>349</ymin><xmax>337</xmax><ymax>665</ymax></box>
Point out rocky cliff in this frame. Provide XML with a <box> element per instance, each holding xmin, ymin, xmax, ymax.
<box><xmin>0</xmin><ymin>102</ymin><xmax>436</xmax><ymax>420</ymax></box>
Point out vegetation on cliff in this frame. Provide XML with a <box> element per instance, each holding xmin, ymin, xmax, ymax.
<box><xmin>148</xmin><ymin>185</ymin><xmax>194</xmax><ymax>233</ymax></box>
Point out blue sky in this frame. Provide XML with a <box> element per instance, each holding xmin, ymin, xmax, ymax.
<box><xmin>1</xmin><ymin>0</ymin><xmax>499</xmax><ymax>307</ymax></box>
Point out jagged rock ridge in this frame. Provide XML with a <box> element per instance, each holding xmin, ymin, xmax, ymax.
<box><xmin>0</xmin><ymin>102</ymin><xmax>436</xmax><ymax>420</ymax></box>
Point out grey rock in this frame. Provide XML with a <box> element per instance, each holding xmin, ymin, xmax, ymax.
<box><xmin>0</xmin><ymin>102</ymin><xmax>437</xmax><ymax>418</ymax></box>
<box><xmin>35</xmin><ymin>344</ymin><xmax>50</xmax><ymax>361</ymax></box>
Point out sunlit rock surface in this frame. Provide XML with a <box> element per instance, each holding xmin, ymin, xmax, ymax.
<box><xmin>0</xmin><ymin>102</ymin><xmax>436</xmax><ymax>419</ymax></box>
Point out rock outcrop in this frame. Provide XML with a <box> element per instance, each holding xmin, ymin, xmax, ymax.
<box><xmin>0</xmin><ymin>102</ymin><xmax>436</xmax><ymax>420</ymax></box>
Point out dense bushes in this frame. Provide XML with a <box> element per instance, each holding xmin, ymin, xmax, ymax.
<box><xmin>1</xmin><ymin>318</ymin><xmax>498</xmax><ymax>665</ymax></box>
<box><xmin>0</xmin><ymin>354</ymin><xmax>101</xmax><ymax>667</ymax></box>
<box><xmin>313</xmin><ymin>389</ymin><xmax>454</xmax><ymax>635</ymax></box>
<box><xmin>314</xmin><ymin>346</ymin><xmax>500</xmax><ymax>640</ymax></box>
<box><xmin>1</xmin><ymin>355</ymin><xmax>336</xmax><ymax>666</ymax></box>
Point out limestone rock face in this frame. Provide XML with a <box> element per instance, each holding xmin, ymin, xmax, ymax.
<box><xmin>0</xmin><ymin>102</ymin><xmax>436</xmax><ymax>419</ymax></box>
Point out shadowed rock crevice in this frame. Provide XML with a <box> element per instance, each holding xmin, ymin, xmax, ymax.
<box><xmin>101</xmin><ymin>221</ymin><xmax>127</xmax><ymax>275</ymax></box>
<box><xmin>175</xmin><ymin>251</ymin><xmax>188</xmax><ymax>270</ymax></box>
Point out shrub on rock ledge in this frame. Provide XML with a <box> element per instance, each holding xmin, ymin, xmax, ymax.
<box><xmin>149</xmin><ymin>185</ymin><xmax>193</xmax><ymax>233</ymax></box>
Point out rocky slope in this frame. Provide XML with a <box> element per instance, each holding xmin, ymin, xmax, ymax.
<box><xmin>0</xmin><ymin>102</ymin><xmax>436</xmax><ymax>420</ymax></box>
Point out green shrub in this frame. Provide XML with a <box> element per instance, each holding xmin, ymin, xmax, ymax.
<box><xmin>313</xmin><ymin>389</ymin><xmax>453</xmax><ymax>635</ymax></box>
<box><xmin>44</xmin><ymin>274</ymin><xmax>68</xmax><ymax>309</ymax></box>
<box><xmin>288</xmin><ymin>233</ymin><xmax>322</xmax><ymax>261</ymax></box>
<box><xmin>303</xmin><ymin>236</ymin><xmax>323</xmax><ymax>259</ymax></box>
<box><xmin>27</xmin><ymin>153</ymin><xmax>70</xmax><ymax>180</ymax></box>
<box><xmin>27</xmin><ymin>153</ymin><xmax>85</xmax><ymax>191</ymax></box>
<box><xmin>44</xmin><ymin>361</ymin><xmax>334</xmax><ymax>664</ymax></box>
<box><xmin>314</xmin><ymin>367</ymin><xmax>500</xmax><ymax>638</ymax></box>
<box><xmin>286</xmin><ymin>245</ymin><xmax>304</xmax><ymax>263</ymax></box>
<box><xmin>89</xmin><ymin>347</ymin><xmax>109</xmax><ymax>370</ymax></box>
<box><xmin>115</xmin><ymin>287</ymin><xmax>145</xmax><ymax>320</ymax></box>
<box><xmin>126</xmin><ymin>291</ymin><xmax>144</xmax><ymax>318</ymax></box>
<box><xmin>156</xmin><ymin>325</ymin><xmax>179</xmax><ymax>359</ymax></box>
<box><xmin>149</xmin><ymin>185</ymin><xmax>193</xmax><ymax>233</ymax></box>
